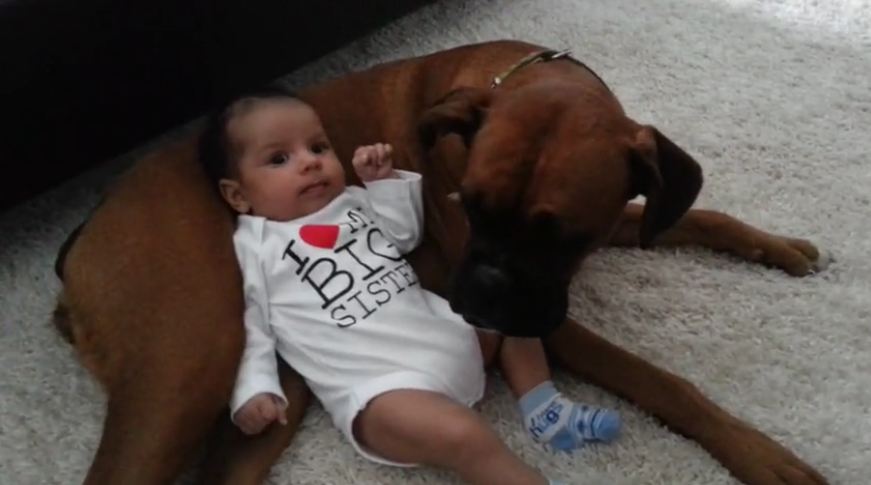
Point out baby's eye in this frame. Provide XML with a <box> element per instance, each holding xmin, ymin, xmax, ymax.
<box><xmin>312</xmin><ymin>142</ymin><xmax>331</xmax><ymax>154</ymax></box>
<box><xmin>269</xmin><ymin>152</ymin><xmax>290</xmax><ymax>165</ymax></box>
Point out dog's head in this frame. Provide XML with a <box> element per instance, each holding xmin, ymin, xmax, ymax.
<box><xmin>419</xmin><ymin>83</ymin><xmax>703</xmax><ymax>337</ymax></box>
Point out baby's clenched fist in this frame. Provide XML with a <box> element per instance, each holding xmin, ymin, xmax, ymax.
<box><xmin>352</xmin><ymin>143</ymin><xmax>396</xmax><ymax>182</ymax></box>
<box><xmin>233</xmin><ymin>393</ymin><xmax>288</xmax><ymax>435</ymax></box>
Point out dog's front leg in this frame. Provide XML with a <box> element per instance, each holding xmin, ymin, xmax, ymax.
<box><xmin>608</xmin><ymin>203</ymin><xmax>826</xmax><ymax>276</ymax></box>
<box><xmin>545</xmin><ymin>319</ymin><xmax>828</xmax><ymax>485</ymax></box>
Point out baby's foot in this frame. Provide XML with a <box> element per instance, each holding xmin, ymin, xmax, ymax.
<box><xmin>568</xmin><ymin>402</ymin><xmax>621</xmax><ymax>442</ymax></box>
<box><xmin>520</xmin><ymin>381</ymin><xmax>621</xmax><ymax>452</ymax></box>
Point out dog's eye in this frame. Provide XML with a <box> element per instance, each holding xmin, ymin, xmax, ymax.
<box><xmin>526</xmin><ymin>210</ymin><xmax>564</xmax><ymax>243</ymax></box>
<box><xmin>460</xmin><ymin>191</ymin><xmax>483</xmax><ymax>222</ymax></box>
<box><xmin>462</xmin><ymin>190</ymin><xmax>515</xmax><ymax>239</ymax></box>
<box><xmin>562</xmin><ymin>231</ymin><xmax>591</xmax><ymax>251</ymax></box>
<box><xmin>527</xmin><ymin>210</ymin><xmax>591</xmax><ymax>251</ymax></box>
<box><xmin>529</xmin><ymin>209</ymin><xmax>551</xmax><ymax>222</ymax></box>
<box><xmin>459</xmin><ymin>190</ymin><xmax>476</xmax><ymax>209</ymax></box>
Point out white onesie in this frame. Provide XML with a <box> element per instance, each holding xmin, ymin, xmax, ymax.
<box><xmin>229</xmin><ymin>170</ymin><xmax>485</xmax><ymax>466</ymax></box>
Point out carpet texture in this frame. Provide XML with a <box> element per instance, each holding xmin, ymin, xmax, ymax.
<box><xmin>1</xmin><ymin>0</ymin><xmax>869</xmax><ymax>483</ymax></box>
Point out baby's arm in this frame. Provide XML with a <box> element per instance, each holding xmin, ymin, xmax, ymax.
<box><xmin>230</xmin><ymin>232</ymin><xmax>288</xmax><ymax>434</ymax></box>
<box><xmin>352</xmin><ymin>143</ymin><xmax>425</xmax><ymax>254</ymax></box>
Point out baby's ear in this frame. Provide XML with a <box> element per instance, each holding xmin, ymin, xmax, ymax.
<box><xmin>219</xmin><ymin>179</ymin><xmax>251</xmax><ymax>214</ymax></box>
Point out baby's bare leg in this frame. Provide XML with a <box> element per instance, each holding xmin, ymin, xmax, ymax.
<box><xmin>353</xmin><ymin>389</ymin><xmax>547</xmax><ymax>485</ymax></box>
<box><xmin>475</xmin><ymin>329</ymin><xmax>503</xmax><ymax>368</ymax></box>
<box><xmin>500</xmin><ymin>337</ymin><xmax>552</xmax><ymax>397</ymax></box>
<box><xmin>500</xmin><ymin>338</ymin><xmax>622</xmax><ymax>449</ymax></box>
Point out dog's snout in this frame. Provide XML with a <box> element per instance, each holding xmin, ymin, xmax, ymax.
<box><xmin>469</xmin><ymin>263</ymin><xmax>511</xmax><ymax>299</ymax></box>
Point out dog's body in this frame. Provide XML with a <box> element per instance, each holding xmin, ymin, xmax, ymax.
<box><xmin>56</xmin><ymin>40</ymin><xmax>826</xmax><ymax>484</ymax></box>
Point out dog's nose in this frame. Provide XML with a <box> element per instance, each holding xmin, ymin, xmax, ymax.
<box><xmin>469</xmin><ymin>263</ymin><xmax>511</xmax><ymax>300</ymax></box>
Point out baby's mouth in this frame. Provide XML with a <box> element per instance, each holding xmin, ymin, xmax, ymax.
<box><xmin>299</xmin><ymin>180</ymin><xmax>329</xmax><ymax>197</ymax></box>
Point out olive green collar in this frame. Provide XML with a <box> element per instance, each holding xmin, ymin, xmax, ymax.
<box><xmin>490</xmin><ymin>48</ymin><xmax>610</xmax><ymax>93</ymax></box>
<box><xmin>490</xmin><ymin>49</ymin><xmax>572</xmax><ymax>88</ymax></box>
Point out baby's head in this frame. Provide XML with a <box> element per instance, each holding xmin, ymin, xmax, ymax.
<box><xmin>199</xmin><ymin>86</ymin><xmax>346</xmax><ymax>221</ymax></box>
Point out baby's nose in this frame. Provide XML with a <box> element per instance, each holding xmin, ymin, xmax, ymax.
<box><xmin>299</xmin><ymin>153</ymin><xmax>322</xmax><ymax>171</ymax></box>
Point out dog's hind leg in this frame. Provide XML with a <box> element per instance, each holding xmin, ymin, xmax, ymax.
<box><xmin>545</xmin><ymin>319</ymin><xmax>828</xmax><ymax>485</ymax></box>
<box><xmin>197</xmin><ymin>360</ymin><xmax>311</xmax><ymax>485</ymax></box>
<box><xmin>55</xmin><ymin>139</ymin><xmax>253</xmax><ymax>484</ymax></box>
<box><xmin>57</xmin><ymin>291</ymin><xmax>245</xmax><ymax>485</ymax></box>
<box><xmin>81</xmin><ymin>376</ymin><xmax>235</xmax><ymax>485</ymax></box>
<box><xmin>608</xmin><ymin>203</ymin><xmax>826</xmax><ymax>276</ymax></box>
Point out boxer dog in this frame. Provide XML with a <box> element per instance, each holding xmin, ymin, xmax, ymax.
<box><xmin>54</xmin><ymin>40</ymin><xmax>827</xmax><ymax>485</ymax></box>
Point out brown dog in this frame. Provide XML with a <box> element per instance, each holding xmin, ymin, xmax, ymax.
<box><xmin>55</xmin><ymin>40</ymin><xmax>827</xmax><ymax>484</ymax></box>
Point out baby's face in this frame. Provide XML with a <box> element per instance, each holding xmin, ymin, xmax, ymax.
<box><xmin>224</xmin><ymin>99</ymin><xmax>346</xmax><ymax>221</ymax></box>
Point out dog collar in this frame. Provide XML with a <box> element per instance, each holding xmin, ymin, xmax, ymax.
<box><xmin>491</xmin><ymin>49</ymin><xmax>571</xmax><ymax>88</ymax></box>
<box><xmin>490</xmin><ymin>48</ymin><xmax>611</xmax><ymax>92</ymax></box>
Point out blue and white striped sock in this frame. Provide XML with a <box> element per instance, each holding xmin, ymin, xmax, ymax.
<box><xmin>519</xmin><ymin>381</ymin><xmax>621</xmax><ymax>452</ymax></box>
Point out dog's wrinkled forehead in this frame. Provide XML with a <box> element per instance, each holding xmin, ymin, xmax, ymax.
<box><xmin>462</xmin><ymin>84</ymin><xmax>632</xmax><ymax>227</ymax></box>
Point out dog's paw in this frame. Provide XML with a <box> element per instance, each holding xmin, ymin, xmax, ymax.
<box><xmin>750</xmin><ymin>235</ymin><xmax>829</xmax><ymax>277</ymax></box>
<box><xmin>712</xmin><ymin>417</ymin><xmax>829</xmax><ymax>485</ymax></box>
<box><xmin>808</xmin><ymin>245</ymin><xmax>833</xmax><ymax>274</ymax></box>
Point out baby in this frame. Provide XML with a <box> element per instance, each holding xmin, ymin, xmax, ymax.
<box><xmin>198</xmin><ymin>85</ymin><xmax>620</xmax><ymax>485</ymax></box>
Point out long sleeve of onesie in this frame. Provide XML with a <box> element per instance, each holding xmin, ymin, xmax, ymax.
<box><xmin>359</xmin><ymin>170</ymin><xmax>424</xmax><ymax>254</ymax></box>
<box><xmin>229</xmin><ymin>220</ymin><xmax>288</xmax><ymax>420</ymax></box>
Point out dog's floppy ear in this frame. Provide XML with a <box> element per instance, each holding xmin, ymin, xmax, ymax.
<box><xmin>418</xmin><ymin>87</ymin><xmax>493</xmax><ymax>148</ymax></box>
<box><xmin>629</xmin><ymin>126</ymin><xmax>704</xmax><ymax>248</ymax></box>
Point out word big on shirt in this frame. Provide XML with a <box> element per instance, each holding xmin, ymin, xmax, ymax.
<box><xmin>281</xmin><ymin>206</ymin><xmax>420</xmax><ymax>328</ymax></box>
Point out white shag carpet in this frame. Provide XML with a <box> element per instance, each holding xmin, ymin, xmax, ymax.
<box><xmin>2</xmin><ymin>0</ymin><xmax>869</xmax><ymax>483</ymax></box>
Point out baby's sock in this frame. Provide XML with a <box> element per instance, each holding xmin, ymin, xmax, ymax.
<box><xmin>519</xmin><ymin>381</ymin><xmax>621</xmax><ymax>452</ymax></box>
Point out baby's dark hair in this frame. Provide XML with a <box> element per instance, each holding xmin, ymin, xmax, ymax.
<box><xmin>198</xmin><ymin>84</ymin><xmax>304</xmax><ymax>188</ymax></box>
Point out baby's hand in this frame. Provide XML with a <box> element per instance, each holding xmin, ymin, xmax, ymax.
<box><xmin>353</xmin><ymin>143</ymin><xmax>396</xmax><ymax>182</ymax></box>
<box><xmin>233</xmin><ymin>393</ymin><xmax>287</xmax><ymax>435</ymax></box>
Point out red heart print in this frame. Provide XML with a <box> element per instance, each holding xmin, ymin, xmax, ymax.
<box><xmin>299</xmin><ymin>225</ymin><xmax>340</xmax><ymax>249</ymax></box>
